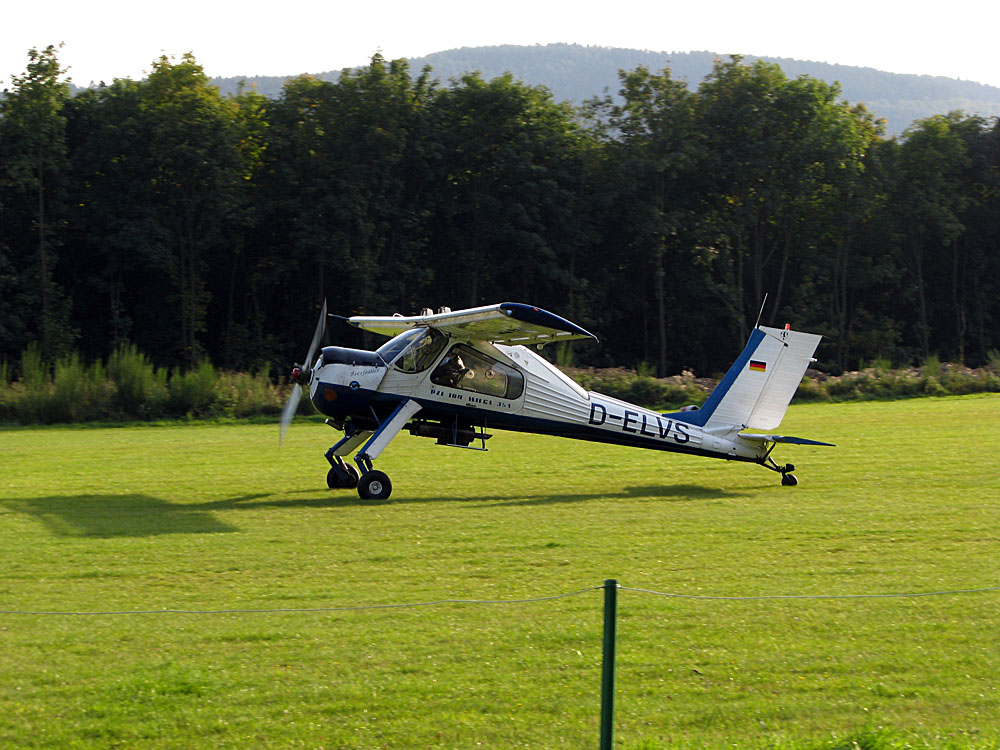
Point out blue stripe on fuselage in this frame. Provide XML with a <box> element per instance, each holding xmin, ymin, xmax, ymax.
<box><xmin>313</xmin><ymin>385</ymin><xmax>755</xmax><ymax>463</ymax></box>
<box><xmin>665</xmin><ymin>328</ymin><xmax>766</xmax><ymax>427</ymax></box>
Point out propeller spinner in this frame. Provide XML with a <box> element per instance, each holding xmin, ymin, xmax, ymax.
<box><xmin>279</xmin><ymin>298</ymin><xmax>328</xmax><ymax>445</ymax></box>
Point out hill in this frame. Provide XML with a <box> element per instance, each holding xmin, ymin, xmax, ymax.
<box><xmin>209</xmin><ymin>43</ymin><xmax>1000</xmax><ymax>136</ymax></box>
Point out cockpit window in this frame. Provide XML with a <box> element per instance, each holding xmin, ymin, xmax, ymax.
<box><xmin>431</xmin><ymin>344</ymin><xmax>525</xmax><ymax>399</ymax></box>
<box><xmin>377</xmin><ymin>327</ymin><xmax>447</xmax><ymax>373</ymax></box>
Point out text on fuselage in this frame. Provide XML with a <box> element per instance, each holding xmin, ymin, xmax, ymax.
<box><xmin>588</xmin><ymin>402</ymin><xmax>690</xmax><ymax>443</ymax></box>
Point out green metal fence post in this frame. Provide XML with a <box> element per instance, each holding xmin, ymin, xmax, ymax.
<box><xmin>600</xmin><ymin>579</ymin><xmax>618</xmax><ymax>750</ymax></box>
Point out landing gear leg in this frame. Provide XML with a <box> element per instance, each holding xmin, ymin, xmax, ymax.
<box><xmin>326</xmin><ymin>458</ymin><xmax>359</xmax><ymax>489</ymax></box>
<box><xmin>350</xmin><ymin>399</ymin><xmax>423</xmax><ymax>502</ymax></box>
<box><xmin>760</xmin><ymin>445</ymin><xmax>799</xmax><ymax>486</ymax></box>
<box><xmin>325</xmin><ymin>425</ymin><xmax>371</xmax><ymax>490</ymax></box>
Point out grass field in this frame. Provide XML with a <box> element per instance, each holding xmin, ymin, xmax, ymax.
<box><xmin>2</xmin><ymin>395</ymin><xmax>999</xmax><ymax>749</ymax></box>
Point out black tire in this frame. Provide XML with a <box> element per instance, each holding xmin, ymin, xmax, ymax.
<box><xmin>327</xmin><ymin>464</ymin><xmax>360</xmax><ymax>490</ymax></box>
<box><xmin>781</xmin><ymin>473</ymin><xmax>799</xmax><ymax>486</ymax></box>
<box><xmin>358</xmin><ymin>470</ymin><xmax>392</xmax><ymax>500</ymax></box>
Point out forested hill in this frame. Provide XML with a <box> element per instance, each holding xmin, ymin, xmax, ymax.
<box><xmin>208</xmin><ymin>43</ymin><xmax>1000</xmax><ymax>135</ymax></box>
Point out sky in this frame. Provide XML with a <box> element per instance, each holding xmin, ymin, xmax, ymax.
<box><xmin>3</xmin><ymin>0</ymin><xmax>999</xmax><ymax>90</ymax></box>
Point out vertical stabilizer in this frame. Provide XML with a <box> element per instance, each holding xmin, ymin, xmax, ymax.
<box><xmin>670</xmin><ymin>326</ymin><xmax>821</xmax><ymax>430</ymax></box>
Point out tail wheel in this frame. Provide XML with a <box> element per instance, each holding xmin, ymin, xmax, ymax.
<box><xmin>358</xmin><ymin>470</ymin><xmax>392</xmax><ymax>500</ymax></box>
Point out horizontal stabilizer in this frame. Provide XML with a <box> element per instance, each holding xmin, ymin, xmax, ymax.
<box><xmin>738</xmin><ymin>433</ymin><xmax>835</xmax><ymax>447</ymax></box>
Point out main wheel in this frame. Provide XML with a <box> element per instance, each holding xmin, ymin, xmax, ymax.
<box><xmin>781</xmin><ymin>473</ymin><xmax>799</xmax><ymax>486</ymax></box>
<box><xmin>327</xmin><ymin>464</ymin><xmax>360</xmax><ymax>489</ymax></box>
<box><xmin>341</xmin><ymin>464</ymin><xmax>359</xmax><ymax>489</ymax></box>
<box><xmin>358</xmin><ymin>470</ymin><xmax>392</xmax><ymax>500</ymax></box>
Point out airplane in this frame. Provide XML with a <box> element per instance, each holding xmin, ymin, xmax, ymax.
<box><xmin>280</xmin><ymin>301</ymin><xmax>833</xmax><ymax>500</ymax></box>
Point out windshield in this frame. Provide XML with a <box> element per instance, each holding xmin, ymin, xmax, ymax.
<box><xmin>375</xmin><ymin>327</ymin><xmax>447</xmax><ymax>372</ymax></box>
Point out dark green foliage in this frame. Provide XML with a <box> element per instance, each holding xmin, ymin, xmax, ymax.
<box><xmin>568</xmin><ymin>366</ymin><xmax>706</xmax><ymax>410</ymax></box>
<box><xmin>3</xmin><ymin>48</ymin><xmax>1000</xmax><ymax>388</ymax></box>
<box><xmin>4</xmin><ymin>351</ymin><xmax>996</xmax><ymax>425</ymax></box>
<box><xmin>166</xmin><ymin>360</ymin><xmax>218</xmax><ymax>416</ymax></box>
<box><xmin>0</xmin><ymin>344</ymin><xmax>283</xmax><ymax>423</ymax></box>
<box><xmin>106</xmin><ymin>344</ymin><xmax>168</xmax><ymax>418</ymax></box>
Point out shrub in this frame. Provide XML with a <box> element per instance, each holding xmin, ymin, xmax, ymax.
<box><xmin>19</xmin><ymin>342</ymin><xmax>47</xmax><ymax>390</ymax></box>
<box><xmin>167</xmin><ymin>360</ymin><xmax>219</xmax><ymax>417</ymax></box>
<box><xmin>987</xmin><ymin>350</ymin><xmax>1000</xmax><ymax>374</ymax></box>
<box><xmin>214</xmin><ymin>370</ymin><xmax>285</xmax><ymax>418</ymax></box>
<box><xmin>3</xmin><ymin>342</ymin><xmax>1000</xmax><ymax>426</ymax></box>
<box><xmin>50</xmin><ymin>353</ymin><xmax>95</xmax><ymax>423</ymax></box>
<box><xmin>793</xmin><ymin>376</ymin><xmax>830</xmax><ymax>402</ymax></box>
<box><xmin>107</xmin><ymin>345</ymin><xmax>168</xmax><ymax>418</ymax></box>
<box><xmin>921</xmin><ymin>353</ymin><xmax>943</xmax><ymax>377</ymax></box>
<box><xmin>565</xmin><ymin>367</ymin><xmax>707</xmax><ymax>410</ymax></box>
<box><xmin>15</xmin><ymin>343</ymin><xmax>52</xmax><ymax>424</ymax></box>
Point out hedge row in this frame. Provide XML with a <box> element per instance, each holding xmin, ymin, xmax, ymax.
<box><xmin>0</xmin><ymin>344</ymin><xmax>287</xmax><ymax>424</ymax></box>
<box><xmin>2</xmin><ymin>346</ymin><xmax>999</xmax><ymax>426</ymax></box>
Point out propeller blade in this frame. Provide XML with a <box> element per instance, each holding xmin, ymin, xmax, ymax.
<box><xmin>279</xmin><ymin>299</ymin><xmax>328</xmax><ymax>446</ymax></box>
<box><xmin>304</xmin><ymin>298</ymin><xmax>328</xmax><ymax>371</ymax></box>
<box><xmin>279</xmin><ymin>383</ymin><xmax>302</xmax><ymax>446</ymax></box>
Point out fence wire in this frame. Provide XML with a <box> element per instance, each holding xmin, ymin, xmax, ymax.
<box><xmin>2</xmin><ymin>580</ymin><xmax>999</xmax><ymax>617</ymax></box>
<box><xmin>0</xmin><ymin>585</ymin><xmax>603</xmax><ymax>616</ymax></box>
<box><xmin>619</xmin><ymin>582</ymin><xmax>1000</xmax><ymax>601</ymax></box>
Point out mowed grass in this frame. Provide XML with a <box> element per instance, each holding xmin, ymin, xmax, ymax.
<box><xmin>1</xmin><ymin>395</ymin><xmax>999</xmax><ymax>749</ymax></box>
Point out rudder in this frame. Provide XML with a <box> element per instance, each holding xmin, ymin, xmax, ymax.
<box><xmin>669</xmin><ymin>326</ymin><xmax>821</xmax><ymax>430</ymax></box>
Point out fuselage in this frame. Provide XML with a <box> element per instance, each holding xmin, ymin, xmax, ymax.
<box><xmin>308</xmin><ymin>330</ymin><xmax>768</xmax><ymax>464</ymax></box>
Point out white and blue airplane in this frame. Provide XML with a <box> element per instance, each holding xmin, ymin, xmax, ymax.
<box><xmin>281</xmin><ymin>302</ymin><xmax>833</xmax><ymax>500</ymax></box>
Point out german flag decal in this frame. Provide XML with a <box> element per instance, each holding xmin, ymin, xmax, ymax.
<box><xmin>749</xmin><ymin>360</ymin><xmax>767</xmax><ymax>372</ymax></box>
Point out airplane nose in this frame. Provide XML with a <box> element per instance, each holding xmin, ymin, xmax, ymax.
<box><xmin>290</xmin><ymin>365</ymin><xmax>312</xmax><ymax>385</ymax></box>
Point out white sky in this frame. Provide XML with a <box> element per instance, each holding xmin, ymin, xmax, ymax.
<box><xmin>3</xmin><ymin>0</ymin><xmax>999</xmax><ymax>90</ymax></box>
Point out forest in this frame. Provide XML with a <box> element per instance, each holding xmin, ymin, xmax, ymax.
<box><xmin>2</xmin><ymin>45</ymin><xmax>999</xmax><ymax>384</ymax></box>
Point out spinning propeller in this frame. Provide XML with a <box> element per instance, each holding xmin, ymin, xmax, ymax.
<box><xmin>279</xmin><ymin>298</ymin><xmax>327</xmax><ymax>445</ymax></box>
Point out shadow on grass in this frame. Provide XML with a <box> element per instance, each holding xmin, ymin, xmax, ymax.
<box><xmin>228</xmin><ymin>482</ymin><xmax>749</xmax><ymax>509</ymax></box>
<box><xmin>268</xmin><ymin>482</ymin><xmax>747</xmax><ymax>508</ymax></box>
<box><xmin>3</xmin><ymin>494</ymin><xmax>240</xmax><ymax>537</ymax></box>
<box><xmin>193</xmin><ymin>483</ymin><xmax>745</xmax><ymax>509</ymax></box>
<box><xmin>3</xmin><ymin>483</ymin><xmax>745</xmax><ymax>536</ymax></box>
<box><xmin>462</xmin><ymin>483</ymin><xmax>747</xmax><ymax>507</ymax></box>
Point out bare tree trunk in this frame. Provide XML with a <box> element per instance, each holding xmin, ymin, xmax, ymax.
<box><xmin>654</xmin><ymin>243</ymin><xmax>667</xmax><ymax>376</ymax></box>
<box><xmin>914</xmin><ymin>239</ymin><xmax>930</xmax><ymax>362</ymax></box>
<box><xmin>37</xmin><ymin>147</ymin><xmax>49</xmax><ymax>349</ymax></box>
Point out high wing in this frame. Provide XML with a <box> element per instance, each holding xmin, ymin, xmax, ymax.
<box><xmin>346</xmin><ymin>302</ymin><xmax>597</xmax><ymax>346</ymax></box>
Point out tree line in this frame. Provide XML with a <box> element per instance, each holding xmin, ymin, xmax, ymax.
<box><xmin>2</xmin><ymin>46</ymin><xmax>998</xmax><ymax>381</ymax></box>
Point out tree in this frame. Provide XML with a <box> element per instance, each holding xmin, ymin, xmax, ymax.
<box><xmin>253</xmin><ymin>54</ymin><xmax>438</xmax><ymax>363</ymax></box>
<box><xmin>959</xmin><ymin>117</ymin><xmax>1000</xmax><ymax>364</ymax></box>
<box><xmin>0</xmin><ymin>45</ymin><xmax>76</xmax><ymax>358</ymax></box>
<box><xmin>140</xmin><ymin>53</ymin><xmax>251</xmax><ymax>365</ymax></box>
<box><xmin>61</xmin><ymin>78</ymin><xmax>167</xmax><ymax>361</ymax></box>
<box><xmin>945</xmin><ymin>114</ymin><xmax>998</xmax><ymax>365</ymax></box>
<box><xmin>893</xmin><ymin>113</ymin><xmax>970</xmax><ymax>362</ymax></box>
<box><xmin>428</xmin><ymin>72</ymin><xmax>591</xmax><ymax>312</ymax></box>
<box><xmin>696</xmin><ymin>57</ymin><xmax>871</xmax><ymax>347</ymax></box>
<box><xmin>584</xmin><ymin>66</ymin><xmax>708</xmax><ymax>374</ymax></box>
